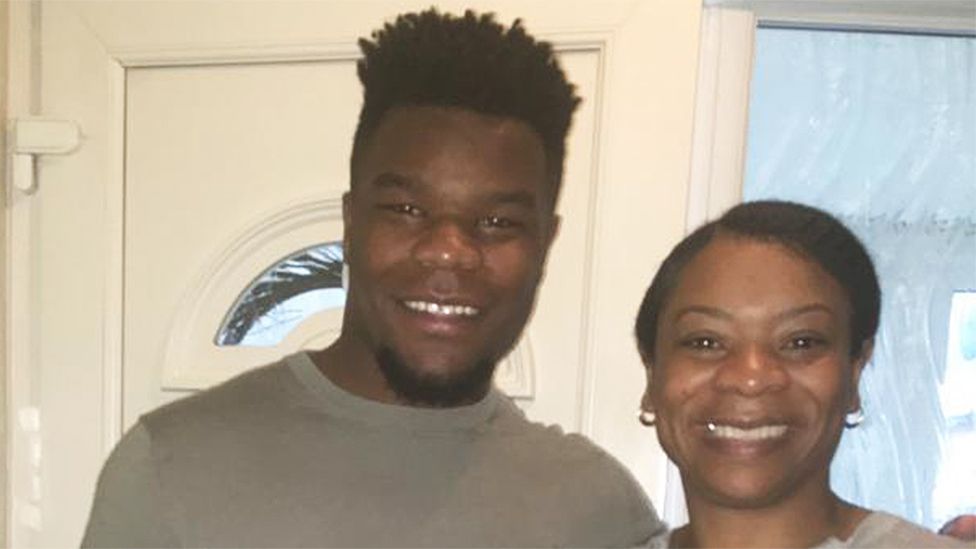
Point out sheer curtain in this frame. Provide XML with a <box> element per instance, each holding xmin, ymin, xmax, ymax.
<box><xmin>744</xmin><ymin>27</ymin><xmax>975</xmax><ymax>529</ymax></box>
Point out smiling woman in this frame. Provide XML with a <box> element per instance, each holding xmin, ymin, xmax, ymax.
<box><xmin>635</xmin><ymin>201</ymin><xmax>964</xmax><ymax>548</ymax></box>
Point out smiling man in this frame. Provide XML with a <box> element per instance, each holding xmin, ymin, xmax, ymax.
<box><xmin>82</xmin><ymin>9</ymin><xmax>662</xmax><ymax>548</ymax></box>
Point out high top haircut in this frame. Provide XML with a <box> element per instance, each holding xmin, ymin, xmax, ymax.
<box><xmin>352</xmin><ymin>8</ymin><xmax>580</xmax><ymax>201</ymax></box>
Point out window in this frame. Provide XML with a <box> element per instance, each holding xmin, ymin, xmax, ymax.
<box><xmin>216</xmin><ymin>242</ymin><xmax>345</xmax><ymax>347</ymax></box>
<box><xmin>743</xmin><ymin>26</ymin><xmax>975</xmax><ymax>529</ymax></box>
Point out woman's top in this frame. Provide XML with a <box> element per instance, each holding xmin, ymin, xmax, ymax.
<box><xmin>646</xmin><ymin>511</ymin><xmax>968</xmax><ymax>548</ymax></box>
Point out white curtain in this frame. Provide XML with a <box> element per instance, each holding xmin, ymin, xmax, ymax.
<box><xmin>744</xmin><ymin>27</ymin><xmax>976</xmax><ymax>529</ymax></box>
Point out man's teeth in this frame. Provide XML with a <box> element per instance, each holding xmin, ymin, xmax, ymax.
<box><xmin>404</xmin><ymin>300</ymin><xmax>479</xmax><ymax>317</ymax></box>
<box><xmin>706</xmin><ymin>423</ymin><xmax>788</xmax><ymax>441</ymax></box>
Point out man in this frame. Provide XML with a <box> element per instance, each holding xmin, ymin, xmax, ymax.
<box><xmin>82</xmin><ymin>9</ymin><xmax>663</xmax><ymax>547</ymax></box>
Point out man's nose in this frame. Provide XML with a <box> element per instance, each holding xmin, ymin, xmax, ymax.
<box><xmin>412</xmin><ymin>218</ymin><xmax>482</xmax><ymax>270</ymax></box>
<box><xmin>714</xmin><ymin>343</ymin><xmax>789</xmax><ymax>396</ymax></box>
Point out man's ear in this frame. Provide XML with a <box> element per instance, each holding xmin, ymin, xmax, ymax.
<box><xmin>546</xmin><ymin>213</ymin><xmax>561</xmax><ymax>251</ymax></box>
<box><xmin>342</xmin><ymin>191</ymin><xmax>352</xmax><ymax>251</ymax></box>
<box><xmin>848</xmin><ymin>339</ymin><xmax>874</xmax><ymax>412</ymax></box>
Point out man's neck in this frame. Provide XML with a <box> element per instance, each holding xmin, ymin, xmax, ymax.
<box><xmin>309</xmin><ymin>336</ymin><xmax>401</xmax><ymax>405</ymax></box>
<box><xmin>675</xmin><ymin>478</ymin><xmax>868</xmax><ymax>549</ymax></box>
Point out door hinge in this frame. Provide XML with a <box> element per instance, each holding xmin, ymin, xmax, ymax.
<box><xmin>7</xmin><ymin>118</ymin><xmax>82</xmax><ymax>194</ymax></box>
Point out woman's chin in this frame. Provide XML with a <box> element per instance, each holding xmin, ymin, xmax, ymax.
<box><xmin>691</xmin><ymin>473</ymin><xmax>794</xmax><ymax>510</ymax></box>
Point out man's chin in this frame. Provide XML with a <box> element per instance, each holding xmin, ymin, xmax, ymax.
<box><xmin>375</xmin><ymin>346</ymin><xmax>496</xmax><ymax>407</ymax></box>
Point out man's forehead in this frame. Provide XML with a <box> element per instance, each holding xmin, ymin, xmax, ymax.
<box><xmin>366</xmin><ymin>171</ymin><xmax>542</xmax><ymax>207</ymax></box>
<box><xmin>372</xmin><ymin>105</ymin><xmax>541</xmax><ymax>144</ymax></box>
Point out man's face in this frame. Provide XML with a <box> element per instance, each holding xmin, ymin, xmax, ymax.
<box><xmin>343</xmin><ymin>105</ymin><xmax>558</xmax><ymax>406</ymax></box>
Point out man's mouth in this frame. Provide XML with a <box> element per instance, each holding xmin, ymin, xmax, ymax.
<box><xmin>402</xmin><ymin>300</ymin><xmax>480</xmax><ymax>317</ymax></box>
<box><xmin>705</xmin><ymin>422</ymin><xmax>789</xmax><ymax>441</ymax></box>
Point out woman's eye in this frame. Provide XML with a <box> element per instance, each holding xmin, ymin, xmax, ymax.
<box><xmin>784</xmin><ymin>336</ymin><xmax>824</xmax><ymax>351</ymax></box>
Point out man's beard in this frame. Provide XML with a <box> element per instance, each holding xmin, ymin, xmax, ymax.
<box><xmin>374</xmin><ymin>346</ymin><xmax>496</xmax><ymax>407</ymax></box>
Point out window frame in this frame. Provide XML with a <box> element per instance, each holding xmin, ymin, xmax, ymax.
<box><xmin>686</xmin><ymin>0</ymin><xmax>975</xmax><ymax>232</ymax></box>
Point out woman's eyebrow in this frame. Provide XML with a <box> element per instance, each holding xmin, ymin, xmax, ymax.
<box><xmin>673</xmin><ymin>306</ymin><xmax>732</xmax><ymax>322</ymax></box>
<box><xmin>774</xmin><ymin>303</ymin><xmax>835</xmax><ymax>322</ymax></box>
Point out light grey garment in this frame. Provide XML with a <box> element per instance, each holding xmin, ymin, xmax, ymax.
<box><xmin>645</xmin><ymin>511</ymin><xmax>967</xmax><ymax>548</ymax></box>
<box><xmin>82</xmin><ymin>352</ymin><xmax>664</xmax><ymax>548</ymax></box>
<box><xmin>815</xmin><ymin>512</ymin><xmax>969</xmax><ymax>549</ymax></box>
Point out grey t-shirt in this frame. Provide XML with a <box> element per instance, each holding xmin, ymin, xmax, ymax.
<box><xmin>647</xmin><ymin>511</ymin><xmax>967</xmax><ymax>548</ymax></box>
<box><xmin>82</xmin><ymin>352</ymin><xmax>663</xmax><ymax>547</ymax></box>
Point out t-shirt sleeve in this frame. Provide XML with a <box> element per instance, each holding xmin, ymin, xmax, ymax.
<box><xmin>612</xmin><ymin>458</ymin><xmax>668</xmax><ymax>546</ymax></box>
<box><xmin>81</xmin><ymin>422</ymin><xmax>180</xmax><ymax>548</ymax></box>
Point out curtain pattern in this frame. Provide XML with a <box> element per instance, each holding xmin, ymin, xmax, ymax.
<box><xmin>744</xmin><ymin>27</ymin><xmax>976</xmax><ymax>529</ymax></box>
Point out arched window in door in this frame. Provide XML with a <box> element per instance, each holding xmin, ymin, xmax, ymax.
<box><xmin>215</xmin><ymin>242</ymin><xmax>345</xmax><ymax>347</ymax></box>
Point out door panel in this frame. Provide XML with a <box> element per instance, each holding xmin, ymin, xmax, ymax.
<box><xmin>123</xmin><ymin>60</ymin><xmax>359</xmax><ymax>427</ymax></box>
<box><xmin>10</xmin><ymin>1</ymin><xmax>702</xmax><ymax>546</ymax></box>
<box><xmin>123</xmin><ymin>49</ymin><xmax>601</xmax><ymax>430</ymax></box>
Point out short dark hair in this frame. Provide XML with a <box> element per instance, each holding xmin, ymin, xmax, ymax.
<box><xmin>352</xmin><ymin>8</ymin><xmax>580</xmax><ymax>196</ymax></box>
<box><xmin>635</xmin><ymin>200</ymin><xmax>881</xmax><ymax>361</ymax></box>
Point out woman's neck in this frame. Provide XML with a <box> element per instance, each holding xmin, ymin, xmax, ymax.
<box><xmin>673</xmin><ymin>481</ymin><xmax>868</xmax><ymax>549</ymax></box>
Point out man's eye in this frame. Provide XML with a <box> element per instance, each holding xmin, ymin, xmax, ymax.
<box><xmin>682</xmin><ymin>337</ymin><xmax>722</xmax><ymax>351</ymax></box>
<box><xmin>478</xmin><ymin>215</ymin><xmax>519</xmax><ymax>229</ymax></box>
<box><xmin>380</xmin><ymin>203</ymin><xmax>423</xmax><ymax>217</ymax></box>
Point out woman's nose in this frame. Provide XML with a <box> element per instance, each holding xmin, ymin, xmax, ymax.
<box><xmin>412</xmin><ymin>218</ymin><xmax>482</xmax><ymax>270</ymax></box>
<box><xmin>714</xmin><ymin>343</ymin><xmax>789</xmax><ymax>396</ymax></box>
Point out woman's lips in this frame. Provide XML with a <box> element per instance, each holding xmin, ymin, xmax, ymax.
<box><xmin>705</xmin><ymin>422</ymin><xmax>789</xmax><ymax>441</ymax></box>
<box><xmin>698</xmin><ymin>420</ymin><xmax>792</xmax><ymax>457</ymax></box>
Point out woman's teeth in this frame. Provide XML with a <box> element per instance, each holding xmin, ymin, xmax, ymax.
<box><xmin>706</xmin><ymin>423</ymin><xmax>788</xmax><ymax>441</ymax></box>
<box><xmin>404</xmin><ymin>300</ymin><xmax>479</xmax><ymax>317</ymax></box>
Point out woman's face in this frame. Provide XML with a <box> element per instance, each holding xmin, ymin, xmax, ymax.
<box><xmin>646</xmin><ymin>235</ymin><xmax>869</xmax><ymax>508</ymax></box>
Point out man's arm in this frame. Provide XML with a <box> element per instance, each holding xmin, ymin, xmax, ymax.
<box><xmin>81</xmin><ymin>422</ymin><xmax>180</xmax><ymax>548</ymax></box>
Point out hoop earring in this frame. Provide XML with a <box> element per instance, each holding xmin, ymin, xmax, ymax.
<box><xmin>638</xmin><ymin>409</ymin><xmax>656</xmax><ymax>427</ymax></box>
<box><xmin>844</xmin><ymin>408</ymin><xmax>865</xmax><ymax>428</ymax></box>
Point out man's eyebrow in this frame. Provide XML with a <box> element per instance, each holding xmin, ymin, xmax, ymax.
<box><xmin>371</xmin><ymin>172</ymin><xmax>415</xmax><ymax>189</ymax></box>
<box><xmin>489</xmin><ymin>190</ymin><xmax>537</xmax><ymax>208</ymax></box>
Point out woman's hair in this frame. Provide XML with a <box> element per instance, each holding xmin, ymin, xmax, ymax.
<box><xmin>352</xmin><ymin>8</ymin><xmax>580</xmax><ymax>194</ymax></box>
<box><xmin>635</xmin><ymin>200</ymin><xmax>881</xmax><ymax>361</ymax></box>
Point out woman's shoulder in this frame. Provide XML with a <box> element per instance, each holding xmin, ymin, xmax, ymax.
<box><xmin>839</xmin><ymin>511</ymin><xmax>970</xmax><ymax>548</ymax></box>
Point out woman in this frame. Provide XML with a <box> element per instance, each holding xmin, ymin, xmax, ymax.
<box><xmin>635</xmin><ymin>201</ymin><xmax>965</xmax><ymax>548</ymax></box>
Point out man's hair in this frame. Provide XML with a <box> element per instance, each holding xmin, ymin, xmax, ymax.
<box><xmin>635</xmin><ymin>200</ymin><xmax>881</xmax><ymax>361</ymax></box>
<box><xmin>352</xmin><ymin>8</ymin><xmax>580</xmax><ymax>195</ymax></box>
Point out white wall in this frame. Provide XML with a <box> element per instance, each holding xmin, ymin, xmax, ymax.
<box><xmin>1</xmin><ymin>0</ymin><xmax>10</xmax><ymax>542</ymax></box>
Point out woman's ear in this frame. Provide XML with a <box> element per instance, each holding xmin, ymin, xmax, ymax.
<box><xmin>640</xmin><ymin>362</ymin><xmax>654</xmax><ymax>411</ymax></box>
<box><xmin>848</xmin><ymin>339</ymin><xmax>874</xmax><ymax>412</ymax></box>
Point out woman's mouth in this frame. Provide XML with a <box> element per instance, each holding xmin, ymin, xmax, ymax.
<box><xmin>705</xmin><ymin>422</ymin><xmax>789</xmax><ymax>441</ymax></box>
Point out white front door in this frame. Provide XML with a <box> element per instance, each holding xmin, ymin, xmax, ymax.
<box><xmin>5</xmin><ymin>1</ymin><xmax>702</xmax><ymax>546</ymax></box>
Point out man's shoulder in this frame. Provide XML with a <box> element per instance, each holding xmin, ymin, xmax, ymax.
<box><xmin>492</xmin><ymin>399</ymin><xmax>626</xmax><ymax>466</ymax></box>
<box><xmin>140</xmin><ymin>357</ymin><xmax>300</xmax><ymax>441</ymax></box>
<box><xmin>489</xmin><ymin>399</ymin><xmax>653</xmax><ymax>500</ymax></box>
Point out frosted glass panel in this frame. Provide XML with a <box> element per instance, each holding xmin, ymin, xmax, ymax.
<box><xmin>216</xmin><ymin>243</ymin><xmax>345</xmax><ymax>347</ymax></box>
<box><xmin>744</xmin><ymin>28</ymin><xmax>975</xmax><ymax>529</ymax></box>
